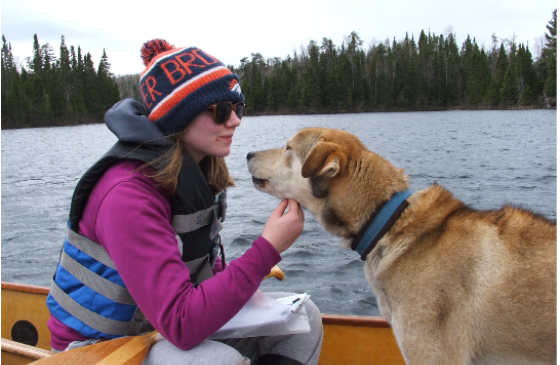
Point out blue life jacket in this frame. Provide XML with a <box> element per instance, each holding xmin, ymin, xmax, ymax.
<box><xmin>46</xmin><ymin>141</ymin><xmax>226</xmax><ymax>339</ymax></box>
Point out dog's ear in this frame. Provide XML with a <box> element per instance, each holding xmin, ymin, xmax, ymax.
<box><xmin>301</xmin><ymin>139</ymin><xmax>345</xmax><ymax>178</ymax></box>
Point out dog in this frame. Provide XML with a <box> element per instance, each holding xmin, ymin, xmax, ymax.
<box><xmin>247</xmin><ymin>127</ymin><xmax>556</xmax><ymax>364</ymax></box>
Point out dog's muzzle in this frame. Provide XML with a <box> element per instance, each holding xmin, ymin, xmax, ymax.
<box><xmin>247</xmin><ymin>152</ymin><xmax>269</xmax><ymax>187</ymax></box>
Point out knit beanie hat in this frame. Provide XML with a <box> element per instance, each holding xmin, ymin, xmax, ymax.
<box><xmin>139</xmin><ymin>39</ymin><xmax>244</xmax><ymax>135</ymax></box>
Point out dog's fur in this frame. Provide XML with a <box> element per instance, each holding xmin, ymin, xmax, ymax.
<box><xmin>247</xmin><ymin>127</ymin><xmax>556</xmax><ymax>364</ymax></box>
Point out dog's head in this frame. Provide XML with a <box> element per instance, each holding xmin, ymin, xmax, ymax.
<box><xmin>247</xmin><ymin>127</ymin><xmax>409</xmax><ymax>243</ymax></box>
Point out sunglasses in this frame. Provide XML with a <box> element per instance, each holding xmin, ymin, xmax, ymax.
<box><xmin>206</xmin><ymin>101</ymin><xmax>245</xmax><ymax>124</ymax></box>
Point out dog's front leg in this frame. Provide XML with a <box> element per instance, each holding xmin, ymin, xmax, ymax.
<box><xmin>391</xmin><ymin>316</ymin><xmax>472</xmax><ymax>365</ymax></box>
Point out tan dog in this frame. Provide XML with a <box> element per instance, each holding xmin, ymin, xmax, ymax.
<box><xmin>247</xmin><ymin>127</ymin><xmax>556</xmax><ymax>365</ymax></box>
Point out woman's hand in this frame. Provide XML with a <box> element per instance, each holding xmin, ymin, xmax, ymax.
<box><xmin>262</xmin><ymin>199</ymin><xmax>304</xmax><ymax>254</ymax></box>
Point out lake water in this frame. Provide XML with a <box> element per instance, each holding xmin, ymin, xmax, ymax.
<box><xmin>1</xmin><ymin>109</ymin><xmax>556</xmax><ymax>316</ymax></box>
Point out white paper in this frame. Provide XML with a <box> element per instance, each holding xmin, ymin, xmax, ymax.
<box><xmin>209</xmin><ymin>292</ymin><xmax>311</xmax><ymax>339</ymax></box>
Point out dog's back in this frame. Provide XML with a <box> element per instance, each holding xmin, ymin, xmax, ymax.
<box><xmin>370</xmin><ymin>184</ymin><xmax>557</xmax><ymax>364</ymax></box>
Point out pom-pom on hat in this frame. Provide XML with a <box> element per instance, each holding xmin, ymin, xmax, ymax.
<box><xmin>139</xmin><ymin>39</ymin><xmax>244</xmax><ymax>135</ymax></box>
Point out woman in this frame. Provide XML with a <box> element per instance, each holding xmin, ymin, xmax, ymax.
<box><xmin>46</xmin><ymin>39</ymin><xmax>323</xmax><ymax>365</ymax></box>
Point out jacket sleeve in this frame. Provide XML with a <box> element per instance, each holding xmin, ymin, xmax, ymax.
<box><xmin>82</xmin><ymin>166</ymin><xmax>281</xmax><ymax>350</ymax></box>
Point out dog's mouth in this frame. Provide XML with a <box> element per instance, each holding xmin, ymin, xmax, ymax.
<box><xmin>251</xmin><ymin>176</ymin><xmax>268</xmax><ymax>187</ymax></box>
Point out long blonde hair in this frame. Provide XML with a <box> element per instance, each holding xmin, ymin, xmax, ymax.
<box><xmin>146</xmin><ymin>135</ymin><xmax>235</xmax><ymax>195</ymax></box>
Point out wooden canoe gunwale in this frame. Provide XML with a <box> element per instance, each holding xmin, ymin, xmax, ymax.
<box><xmin>321</xmin><ymin>313</ymin><xmax>391</xmax><ymax>328</ymax></box>
<box><xmin>2</xmin><ymin>282</ymin><xmax>50</xmax><ymax>295</ymax></box>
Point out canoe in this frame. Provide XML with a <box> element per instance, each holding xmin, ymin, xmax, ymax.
<box><xmin>1</xmin><ymin>281</ymin><xmax>405</xmax><ymax>364</ymax></box>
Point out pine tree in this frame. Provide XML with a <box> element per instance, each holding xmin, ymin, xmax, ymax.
<box><xmin>485</xmin><ymin>43</ymin><xmax>509</xmax><ymax>105</ymax></box>
<box><xmin>1</xmin><ymin>35</ymin><xmax>17</xmax><ymax>121</ymax></box>
<box><xmin>443</xmin><ymin>33</ymin><xmax>460</xmax><ymax>105</ymax></box>
<box><xmin>543</xmin><ymin>9</ymin><xmax>557</xmax><ymax>100</ymax></box>
<box><xmin>82</xmin><ymin>52</ymin><xmax>99</xmax><ymax>115</ymax></box>
<box><xmin>301</xmin><ymin>40</ymin><xmax>321</xmax><ymax>112</ymax></box>
<box><xmin>344</xmin><ymin>32</ymin><xmax>366</xmax><ymax>109</ymax></box>
<box><xmin>369</xmin><ymin>41</ymin><xmax>391</xmax><ymax>108</ymax></box>
<box><xmin>517</xmin><ymin>44</ymin><xmax>538</xmax><ymax>106</ymax></box>
<box><xmin>96</xmin><ymin>49</ymin><xmax>120</xmax><ymax>117</ymax></box>
<box><xmin>417</xmin><ymin>30</ymin><xmax>434</xmax><ymax>106</ymax></box>
<box><xmin>461</xmin><ymin>36</ymin><xmax>489</xmax><ymax>104</ymax></box>
<box><xmin>48</xmin><ymin>70</ymin><xmax>67</xmax><ymax>118</ymax></box>
<box><xmin>28</xmin><ymin>34</ymin><xmax>43</xmax><ymax>76</ymax></box>
<box><xmin>6</xmin><ymin>74</ymin><xmax>26</xmax><ymax>126</ymax></box>
<box><xmin>245</xmin><ymin>53</ymin><xmax>267</xmax><ymax>113</ymax></box>
<box><xmin>59</xmin><ymin>36</ymin><xmax>74</xmax><ymax>118</ymax></box>
<box><xmin>40</xmin><ymin>42</ymin><xmax>56</xmax><ymax>91</ymax></box>
<box><xmin>71</xmin><ymin>45</ymin><xmax>86</xmax><ymax>117</ymax></box>
<box><xmin>501</xmin><ymin>43</ymin><xmax>519</xmax><ymax>106</ymax></box>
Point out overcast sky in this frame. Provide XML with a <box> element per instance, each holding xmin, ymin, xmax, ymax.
<box><xmin>1</xmin><ymin>0</ymin><xmax>556</xmax><ymax>76</ymax></box>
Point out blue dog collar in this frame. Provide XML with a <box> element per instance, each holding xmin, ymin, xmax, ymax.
<box><xmin>353</xmin><ymin>190</ymin><xmax>412</xmax><ymax>261</ymax></box>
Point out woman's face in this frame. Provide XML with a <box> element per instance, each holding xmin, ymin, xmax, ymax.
<box><xmin>180</xmin><ymin>106</ymin><xmax>242</xmax><ymax>163</ymax></box>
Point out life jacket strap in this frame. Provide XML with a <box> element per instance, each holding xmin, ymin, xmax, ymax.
<box><xmin>66</xmin><ymin>228</ymin><xmax>117</xmax><ymax>271</ymax></box>
<box><xmin>184</xmin><ymin>254</ymin><xmax>214</xmax><ymax>287</ymax></box>
<box><xmin>59</xmin><ymin>250</ymin><xmax>136</xmax><ymax>305</ymax></box>
<box><xmin>172</xmin><ymin>205</ymin><xmax>219</xmax><ymax>233</ymax></box>
<box><xmin>49</xmin><ymin>280</ymin><xmax>134</xmax><ymax>336</ymax></box>
<box><xmin>171</xmin><ymin>190</ymin><xmax>227</xmax><ymax>235</ymax></box>
<box><xmin>126</xmin><ymin>307</ymin><xmax>153</xmax><ymax>336</ymax></box>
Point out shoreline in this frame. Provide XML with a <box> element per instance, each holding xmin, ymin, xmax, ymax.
<box><xmin>1</xmin><ymin>105</ymin><xmax>556</xmax><ymax>130</ymax></box>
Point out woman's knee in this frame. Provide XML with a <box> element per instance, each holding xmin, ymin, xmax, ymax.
<box><xmin>143</xmin><ymin>339</ymin><xmax>247</xmax><ymax>365</ymax></box>
<box><xmin>304</xmin><ymin>298</ymin><xmax>322</xmax><ymax>330</ymax></box>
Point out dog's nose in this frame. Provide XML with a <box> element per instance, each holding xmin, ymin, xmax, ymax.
<box><xmin>246</xmin><ymin>152</ymin><xmax>255</xmax><ymax>160</ymax></box>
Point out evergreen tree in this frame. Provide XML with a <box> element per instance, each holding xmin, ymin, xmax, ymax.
<box><xmin>245</xmin><ymin>53</ymin><xmax>268</xmax><ymax>113</ymax></box>
<box><xmin>6</xmin><ymin>73</ymin><xmax>26</xmax><ymax>126</ymax></box>
<box><xmin>277</xmin><ymin>57</ymin><xmax>294</xmax><ymax>111</ymax></box>
<box><xmin>48</xmin><ymin>70</ymin><xmax>67</xmax><ymax>118</ymax></box>
<box><xmin>543</xmin><ymin>9</ymin><xmax>557</xmax><ymax>100</ymax></box>
<box><xmin>82</xmin><ymin>52</ymin><xmax>99</xmax><ymax>115</ymax></box>
<box><xmin>71</xmin><ymin>45</ymin><xmax>86</xmax><ymax>117</ymax></box>
<box><xmin>501</xmin><ymin>43</ymin><xmax>519</xmax><ymax>106</ymax></box>
<box><xmin>1</xmin><ymin>35</ymin><xmax>17</xmax><ymax>121</ymax></box>
<box><xmin>417</xmin><ymin>30</ymin><xmax>434</xmax><ymax>106</ymax></box>
<box><xmin>398</xmin><ymin>33</ymin><xmax>419</xmax><ymax>108</ymax></box>
<box><xmin>485</xmin><ymin>43</ymin><xmax>509</xmax><ymax>105</ymax></box>
<box><xmin>59</xmin><ymin>36</ymin><xmax>74</xmax><ymax>118</ymax></box>
<box><xmin>28</xmin><ymin>34</ymin><xmax>43</xmax><ymax>76</ymax></box>
<box><xmin>40</xmin><ymin>42</ymin><xmax>56</xmax><ymax>92</ymax></box>
<box><xmin>517</xmin><ymin>44</ymin><xmax>538</xmax><ymax>105</ymax></box>
<box><xmin>461</xmin><ymin>36</ymin><xmax>490</xmax><ymax>104</ymax></box>
<box><xmin>96</xmin><ymin>49</ymin><xmax>120</xmax><ymax>117</ymax></box>
<box><xmin>344</xmin><ymin>32</ymin><xmax>365</xmax><ymax>109</ymax></box>
<box><xmin>443</xmin><ymin>33</ymin><xmax>460</xmax><ymax>105</ymax></box>
<box><xmin>319</xmin><ymin>38</ymin><xmax>338</xmax><ymax>110</ymax></box>
<box><xmin>467</xmin><ymin>42</ymin><xmax>489</xmax><ymax>104</ymax></box>
<box><xmin>301</xmin><ymin>40</ymin><xmax>321</xmax><ymax>112</ymax></box>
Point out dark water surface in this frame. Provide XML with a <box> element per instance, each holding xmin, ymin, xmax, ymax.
<box><xmin>2</xmin><ymin>110</ymin><xmax>556</xmax><ymax>316</ymax></box>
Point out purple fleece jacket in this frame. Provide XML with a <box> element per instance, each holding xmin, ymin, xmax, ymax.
<box><xmin>48</xmin><ymin>159</ymin><xmax>281</xmax><ymax>351</ymax></box>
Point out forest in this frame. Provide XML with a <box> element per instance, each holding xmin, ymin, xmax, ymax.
<box><xmin>1</xmin><ymin>9</ymin><xmax>556</xmax><ymax>129</ymax></box>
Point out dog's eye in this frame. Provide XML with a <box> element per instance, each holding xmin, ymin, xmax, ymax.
<box><xmin>286</xmin><ymin>145</ymin><xmax>291</xmax><ymax>150</ymax></box>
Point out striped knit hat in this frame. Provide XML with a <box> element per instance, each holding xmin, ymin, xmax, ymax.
<box><xmin>139</xmin><ymin>39</ymin><xmax>244</xmax><ymax>135</ymax></box>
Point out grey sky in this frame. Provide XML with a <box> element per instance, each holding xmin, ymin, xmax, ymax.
<box><xmin>1</xmin><ymin>0</ymin><xmax>556</xmax><ymax>75</ymax></box>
